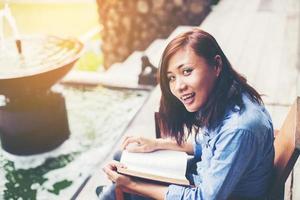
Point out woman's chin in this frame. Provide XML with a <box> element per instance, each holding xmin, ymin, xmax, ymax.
<box><xmin>185</xmin><ymin>105</ymin><xmax>199</xmax><ymax>113</ymax></box>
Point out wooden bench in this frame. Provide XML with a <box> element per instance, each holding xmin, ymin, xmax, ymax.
<box><xmin>116</xmin><ymin>97</ymin><xmax>300</xmax><ymax>200</ymax></box>
<box><xmin>268</xmin><ymin>97</ymin><xmax>300</xmax><ymax>199</ymax></box>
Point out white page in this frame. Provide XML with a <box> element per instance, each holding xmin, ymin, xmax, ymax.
<box><xmin>120</xmin><ymin>150</ymin><xmax>188</xmax><ymax>180</ymax></box>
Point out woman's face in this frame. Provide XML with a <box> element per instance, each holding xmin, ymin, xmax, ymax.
<box><xmin>167</xmin><ymin>48</ymin><xmax>220</xmax><ymax>112</ymax></box>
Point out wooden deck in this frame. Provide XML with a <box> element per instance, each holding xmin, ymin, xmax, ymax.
<box><xmin>74</xmin><ymin>0</ymin><xmax>300</xmax><ymax>199</ymax></box>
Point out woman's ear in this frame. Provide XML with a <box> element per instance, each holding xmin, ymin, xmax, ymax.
<box><xmin>214</xmin><ymin>55</ymin><xmax>222</xmax><ymax>77</ymax></box>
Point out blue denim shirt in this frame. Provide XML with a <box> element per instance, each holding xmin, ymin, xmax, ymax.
<box><xmin>165</xmin><ymin>94</ymin><xmax>274</xmax><ymax>200</ymax></box>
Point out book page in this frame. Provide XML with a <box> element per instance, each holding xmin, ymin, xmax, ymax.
<box><xmin>120</xmin><ymin>150</ymin><xmax>188</xmax><ymax>181</ymax></box>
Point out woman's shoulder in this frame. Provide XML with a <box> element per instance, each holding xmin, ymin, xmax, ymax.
<box><xmin>219</xmin><ymin>93</ymin><xmax>273</xmax><ymax>134</ymax></box>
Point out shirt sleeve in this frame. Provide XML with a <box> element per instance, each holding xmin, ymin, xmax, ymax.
<box><xmin>165</xmin><ymin>129</ymin><xmax>259</xmax><ymax>200</ymax></box>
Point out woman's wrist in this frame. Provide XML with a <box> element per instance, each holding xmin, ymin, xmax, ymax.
<box><xmin>122</xmin><ymin>178</ymin><xmax>138</xmax><ymax>192</ymax></box>
<box><xmin>154</xmin><ymin>138</ymin><xmax>193</xmax><ymax>154</ymax></box>
<box><xmin>124</xmin><ymin>178</ymin><xmax>167</xmax><ymax>199</ymax></box>
<box><xmin>154</xmin><ymin>138</ymin><xmax>167</xmax><ymax>150</ymax></box>
<box><xmin>155</xmin><ymin>138</ymin><xmax>177</xmax><ymax>150</ymax></box>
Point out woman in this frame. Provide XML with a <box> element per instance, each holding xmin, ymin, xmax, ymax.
<box><xmin>103</xmin><ymin>28</ymin><xmax>274</xmax><ymax>200</ymax></box>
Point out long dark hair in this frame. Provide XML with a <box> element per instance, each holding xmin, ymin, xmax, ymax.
<box><xmin>159</xmin><ymin>28</ymin><xmax>262</xmax><ymax>145</ymax></box>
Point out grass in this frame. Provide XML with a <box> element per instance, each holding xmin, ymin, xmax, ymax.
<box><xmin>74</xmin><ymin>47</ymin><xmax>104</xmax><ymax>72</ymax></box>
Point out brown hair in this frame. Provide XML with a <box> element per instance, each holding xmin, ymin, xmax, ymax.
<box><xmin>159</xmin><ymin>28</ymin><xmax>262</xmax><ymax>145</ymax></box>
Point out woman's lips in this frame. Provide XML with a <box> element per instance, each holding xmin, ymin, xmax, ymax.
<box><xmin>181</xmin><ymin>92</ymin><xmax>195</xmax><ymax>105</ymax></box>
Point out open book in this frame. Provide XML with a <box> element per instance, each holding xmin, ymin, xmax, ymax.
<box><xmin>117</xmin><ymin>150</ymin><xmax>190</xmax><ymax>186</ymax></box>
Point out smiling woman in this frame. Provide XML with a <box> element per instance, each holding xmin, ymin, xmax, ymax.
<box><xmin>102</xmin><ymin>28</ymin><xmax>275</xmax><ymax>200</ymax></box>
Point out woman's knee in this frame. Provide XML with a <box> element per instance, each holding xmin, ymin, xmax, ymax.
<box><xmin>113</xmin><ymin>150</ymin><xmax>122</xmax><ymax>161</ymax></box>
<box><xmin>98</xmin><ymin>184</ymin><xmax>116</xmax><ymax>200</ymax></box>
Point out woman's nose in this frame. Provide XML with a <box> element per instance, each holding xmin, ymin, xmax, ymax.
<box><xmin>175</xmin><ymin>77</ymin><xmax>187</xmax><ymax>92</ymax></box>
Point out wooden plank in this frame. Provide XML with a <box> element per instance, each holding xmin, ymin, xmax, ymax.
<box><xmin>201</xmin><ymin>0</ymin><xmax>299</xmax><ymax>107</ymax></box>
<box><xmin>290</xmin><ymin>0</ymin><xmax>300</xmax><ymax>197</ymax></box>
<box><xmin>254</xmin><ymin>14</ymin><xmax>285</xmax><ymax>104</ymax></box>
<box><xmin>269</xmin><ymin>98</ymin><xmax>300</xmax><ymax>199</ymax></box>
<box><xmin>293</xmin><ymin>159</ymin><xmax>300</xmax><ymax>200</ymax></box>
<box><xmin>201</xmin><ymin>0</ymin><xmax>243</xmax><ymax>50</ymax></box>
<box><xmin>285</xmin><ymin>172</ymin><xmax>292</xmax><ymax>200</ymax></box>
<box><xmin>274</xmin><ymin>0</ymin><xmax>299</xmax><ymax>105</ymax></box>
<box><xmin>233</xmin><ymin>13</ymin><xmax>271</xmax><ymax>89</ymax></box>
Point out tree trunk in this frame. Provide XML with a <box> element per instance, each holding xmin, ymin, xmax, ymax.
<box><xmin>97</xmin><ymin>0</ymin><xmax>212</xmax><ymax>69</ymax></box>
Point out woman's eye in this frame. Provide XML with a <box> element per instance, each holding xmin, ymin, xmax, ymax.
<box><xmin>183</xmin><ymin>68</ymin><xmax>193</xmax><ymax>76</ymax></box>
<box><xmin>168</xmin><ymin>76</ymin><xmax>175</xmax><ymax>82</ymax></box>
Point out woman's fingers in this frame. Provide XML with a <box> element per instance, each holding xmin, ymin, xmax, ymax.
<box><xmin>121</xmin><ymin>136</ymin><xmax>157</xmax><ymax>152</ymax></box>
<box><xmin>125</xmin><ymin>144</ymin><xmax>147</xmax><ymax>153</ymax></box>
<box><xmin>103</xmin><ymin>161</ymin><xmax>127</xmax><ymax>182</ymax></box>
<box><xmin>115</xmin><ymin>161</ymin><xmax>127</xmax><ymax>169</ymax></box>
<box><xmin>121</xmin><ymin>136</ymin><xmax>141</xmax><ymax>150</ymax></box>
<box><xmin>102</xmin><ymin>162</ymin><xmax>130</xmax><ymax>185</ymax></box>
<box><xmin>103</xmin><ymin>161</ymin><xmax>126</xmax><ymax>173</ymax></box>
<box><xmin>121</xmin><ymin>135</ymin><xmax>133</xmax><ymax>149</ymax></box>
<box><xmin>103</xmin><ymin>166</ymin><xmax>118</xmax><ymax>182</ymax></box>
<box><xmin>123</xmin><ymin>137</ymin><xmax>158</xmax><ymax>153</ymax></box>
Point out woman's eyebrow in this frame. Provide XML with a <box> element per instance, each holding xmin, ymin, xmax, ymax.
<box><xmin>167</xmin><ymin>64</ymin><xmax>185</xmax><ymax>74</ymax></box>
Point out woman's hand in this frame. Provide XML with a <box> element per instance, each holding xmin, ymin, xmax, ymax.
<box><xmin>121</xmin><ymin>136</ymin><xmax>158</xmax><ymax>153</ymax></box>
<box><xmin>122</xmin><ymin>136</ymin><xmax>194</xmax><ymax>154</ymax></box>
<box><xmin>102</xmin><ymin>161</ymin><xmax>133</xmax><ymax>187</ymax></box>
<box><xmin>103</xmin><ymin>160</ymin><xmax>168</xmax><ymax>199</ymax></box>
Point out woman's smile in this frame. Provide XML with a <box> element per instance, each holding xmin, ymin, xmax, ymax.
<box><xmin>180</xmin><ymin>92</ymin><xmax>196</xmax><ymax>105</ymax></box>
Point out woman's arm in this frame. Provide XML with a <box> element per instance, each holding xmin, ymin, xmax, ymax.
<box><xmin>122</xmin><ymin>136</ymin><xmax>194</xmax><ymax>154</ymax></box>
<box><xmin>125</xmin><ymin>179</ymin><xmax>168</xmax><ymax>200</ymax></box>
<box><xmin>156</xmin><ymin>137</ymin><xmax>194</xmax><ymax>154</ymax></box>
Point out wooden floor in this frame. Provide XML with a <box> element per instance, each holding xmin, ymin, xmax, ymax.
<box><xmin>74</xmin><ymin>0</ymin><xmax>300</xmax><ymax>199</ymax></box>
